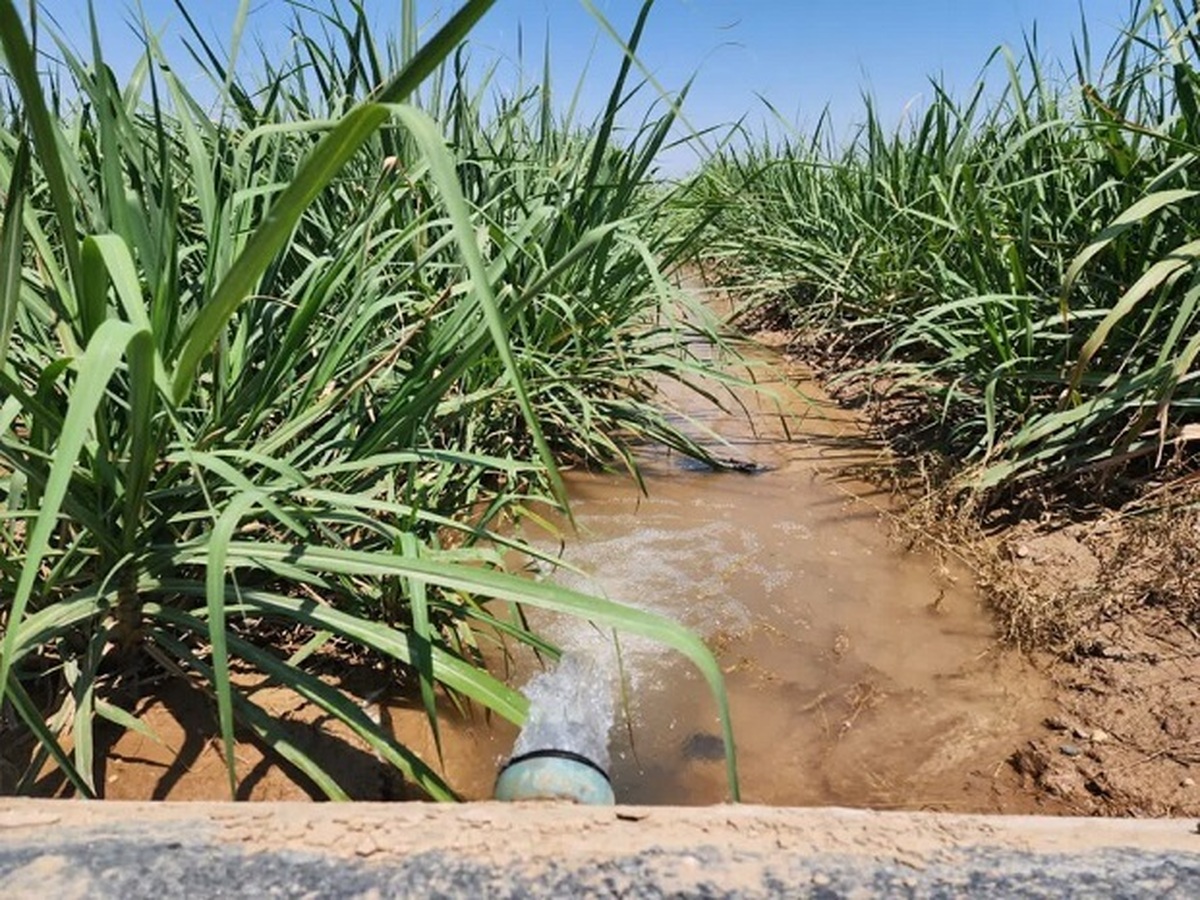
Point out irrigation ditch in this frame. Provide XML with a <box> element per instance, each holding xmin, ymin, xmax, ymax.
<box><xmin>9</xmin><ymin>277</ymin><xmax>1193</xmax><ymax>819</ymax></box>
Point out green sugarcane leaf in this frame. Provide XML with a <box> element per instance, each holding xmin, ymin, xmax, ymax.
<box><xmin>0</xmin><ymin>134</ymin><xmax>29</xmax><ymax>367</ymax></box>
<box><xmin>0</xmin><ymin>319</ymin><xmax>148</xmax><ymax>712</ymax></box>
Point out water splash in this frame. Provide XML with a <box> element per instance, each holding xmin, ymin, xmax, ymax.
<box><xmin>512</xmin><ymin>653</ymin><xmax>615</xmax><ymax>771</ymax></box>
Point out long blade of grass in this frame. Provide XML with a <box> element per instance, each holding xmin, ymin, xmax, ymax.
<box><xmin>0</xmin><ymin>133</ymin><xmax>29</xmax><ymax>366</ymax></box>
<box><xmin>150</xmin><ymin>603</ymin><xmax>456</xmax><ymax>800</ymax></box>
<box><xmin>1060</xmin><ymin>188</ymin><xmax>1200</xmax><ymax>308</ymax></box>
<box><xmin>94</xmin><ymin>699</ymin><xmax>164</xmax><ymax>746</ymax></box>
<box><xmin>173</xmin><ymin>582</ymin><xmax>527</xmax><ymax>723</ymax></box>
<box><xmin>204</xmin><ymin>489</ymin><xmax>271</xmax><ymax>798</ymax></box>
<box><xmin>0</xmin><ymin>0</ymin><xmax>82</xmax><ymax>294</ymax></box>
<box><xmin>0</xmin><ymin>319</ymin><xmax>146</xmax><ymax>711</ymax></box>
<box><xmin>398</xmin><ymin>532</ymin><xmax>443</xmax><ymax>764</ymax></box>
<box><xmin>171</xmin><ymin>0</ymin><xmax>497</xmax><ymax>402</ymax></box>
<box><xmin>388</xmin><ymin>103</ymin><xmax>568</xmax><ymax>507</ymax></box>
<box><xmin>1068</xmin><ymin>237</ymin><xmax>1200</xmax><ymax>392</ymax></box>
<box><xmin>3</xmin><ymin>673</ymin><xmax>95</xmax><ymax>798</ymax></box>
<box><xmin>192</xmin><ymin>541</ymin><xmax>741</xmax><ymax>800</ymax></box>
<box><xmin>150</xmin><ymin>628</ymin><xmax>350</xmax><ymax>800</ymax></box>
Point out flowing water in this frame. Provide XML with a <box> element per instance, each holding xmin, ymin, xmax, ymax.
<box><xmin>502</xmin><ymin>290</ymin><xmax>1053</xmax><ymax>810</ymax></box>
<box><xmin>509</xmin><ymin>654</ymin><xmax>615</xmax><ymax>773</ymax></box>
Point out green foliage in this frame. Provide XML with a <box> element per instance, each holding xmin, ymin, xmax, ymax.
<box><xmin>0</xmin><ymin>0</ymin><xmax>738</xmax><ymax>801</ymax></box>
<box><xmin>701</xmin><ymin>0</ymin><xmax>1200</xmax><ymax>497</ymax></box>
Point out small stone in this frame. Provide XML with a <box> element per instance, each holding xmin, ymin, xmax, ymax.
<box><xmin>1072</xmin><ymin>726</ymin><xmax>1090</xmax><ymax>740</ymax></box>
<box><xmin>812</xmin><ymin>873</ymin><xmax>831</xmax><ymax>887</ymax></box>
<box><xmin>1182</xmin><ymin>777</ymin><xmax>1196</xmax><ymax>788</ymax></box>
<box><xmin>1090</xmin><ymin>729</ymin><xmax>1110</xmax><ymax>744</ymax></box>
<box><xmin>682</xmin><ymin>732</ymin><xmax>726</xmax><ymax>761</ymax></box>
<box><xmin>1060</xmin><ymin>744</ymin><xmax>1082</xmax><ymax>758</ymax></box>
<box><xmin>1015</xmin><ymin>544</ymin><xmax>1031</xmax><ymax>559</ymax></box>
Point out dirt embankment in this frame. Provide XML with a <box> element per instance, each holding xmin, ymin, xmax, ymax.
<box><xmin>994</xmin><ymin>515</ymin><xmax>1200</xmax><ymax>817</ymax></box>
<box><xmin>749</xmin><ymin>318</ymin><xmax>1200</xmax><ymax>819</ymax></box>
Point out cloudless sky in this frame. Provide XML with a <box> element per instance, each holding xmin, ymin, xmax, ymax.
<box><xmin>45</xmin><ymin>0</ymin><xmax>1141</xmax><ymax>172</ymax></box>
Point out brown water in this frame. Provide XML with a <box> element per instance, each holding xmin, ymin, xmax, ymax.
<box><xmin>509</xmin><ymin>304</ymin><xmax>1052</xmax><ymax>810</ymax></box>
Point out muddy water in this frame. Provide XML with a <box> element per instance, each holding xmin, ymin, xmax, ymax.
<box><xmin>514</xmin><ymin>311</ymin><xmax>1053</xmax><ymax>810</ymax></box>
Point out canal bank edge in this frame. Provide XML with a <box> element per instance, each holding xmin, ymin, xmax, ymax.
<box><xmin>1</xmin><ymin>800</ymin><xmax>1198</xmax><ymax>897</ymax></box>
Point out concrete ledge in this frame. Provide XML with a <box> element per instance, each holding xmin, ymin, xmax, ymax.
<box><xmin>2</xmin><ymin>800</ymin><xmax>1199</xmax><ymax>897</ymax></box>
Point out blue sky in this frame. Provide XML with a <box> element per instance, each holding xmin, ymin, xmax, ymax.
<box><xmin>45</xmin><ymin>1</ymin><xmax>1140</xmax><ymax>171</ymax></box>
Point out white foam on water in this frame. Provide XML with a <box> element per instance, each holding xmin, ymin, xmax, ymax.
<box><xmin>773</xmin><ymin>520</ymin><xmax>813</xmax><ymax>539</ymax></box>
<box><xmin>510</xmin><ymin>497</ymin><xmax>796</xmax><ymax>769</ymax></box>
<box><xmin>750</xmin><ymin>566</ymin><xmax>794</xmax><ymax>594</ymax></box>
<box><xmin>538</xmin><ymin>521</ymin><xmax>758</xmax><ymax>647</ymax></box>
